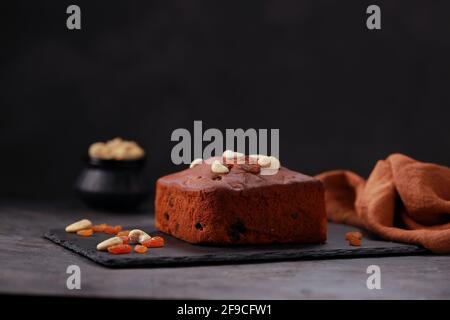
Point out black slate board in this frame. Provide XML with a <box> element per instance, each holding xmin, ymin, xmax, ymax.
<box><xmin>44</xmin><ymin>223</ymin><xmax>427</xmax><ymax>268</ymax></box>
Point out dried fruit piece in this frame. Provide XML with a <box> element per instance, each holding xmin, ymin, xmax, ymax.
<box><xmin>119</xmin><ymin>236</ymin><xmax>129</xmax><ymax>244</ymax></box>
<box><xmin>92</xmin><ymin>224</ymin><xmax>107</xmax><ymax>233</ymax></box>
<box><xmin>345</xmin><ymin>231</ymin><xmax>362</xmax><ymax>241</ymax></box>
<box><xmin>348</xmin><ymin>237</ymin><xmax>362</xmax><ymax>246</ymax></box>
<box><xmin>104</xmin><ymin>226</ymin><xmax>115</xmax><ymax>234</ymax></box>
<box><xmin>104</xmin><ymin>225</ymin><xmax>122</xmax><ymax>235</ymax></box>
<box><xmin>117</xmin><ymin>230</ymin><xmax>130</xmax><ymax>237</ymax></box>
<box><xmin>134</xmin><ymin>245</ymin><xmax>148</xmax><ymax>254</ymax></box>
<box><xmin>345</xmin><ymin>231</ymin><xmax>362</xmax><ymax>246</ymax></box>
<box><xmin>107</xmin><ymin>244</ymin><xmax>132</xmax><ymax>255</ymax></box>
<box><xmin>77</xmin><ymin>229</ymin><xmax>93</xmax><ymax>237</ymax></box>
<box><xmin>142</xmin><ymin>236</ymin><xmax>165</xmax><ymax>248</ymax></box>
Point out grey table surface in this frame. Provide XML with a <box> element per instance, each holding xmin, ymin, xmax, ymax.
<box><xmin>0</xmin><ymin>200</ymin><xmax>449</xmax><ymax>300</ymax></box>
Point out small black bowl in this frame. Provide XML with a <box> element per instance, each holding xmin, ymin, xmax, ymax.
<box><xmin>75</xmin><ymin>156</ymin><xmax>149</xmax><ymax>211</ymax></box>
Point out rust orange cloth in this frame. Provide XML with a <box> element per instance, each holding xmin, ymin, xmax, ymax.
<box><xmin>316</xmin><ymin>154</ymin><xmax>450</xmax><ymax>253</ymax></box>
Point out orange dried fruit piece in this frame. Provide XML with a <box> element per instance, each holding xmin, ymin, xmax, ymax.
<box><xmin>107</xmin><ymin>244</ymin><xmax>132</xmax><ymax>255</ymax></box>
<box><xmin>77</xmin><ymin>229</ymin><xmax>93</xmax><ymax>237</ymax></box>
<box><xmin>134</xmin><ymin>245</ymin><xmax>148</xmax><ymax>254</ymax></box>
<box><xmin>345</xmin><ymin>231</ymin><xmax>362</xmax><ymax>246</ymax></box>
<box><xmin>119</xmin><ymin>236</ymin><xmax>129</xmax><ymax>244</ymax></box>
<box><xmin>345</xmin><ymin>231</ymin><xmax>362</xmax><ymax>241</ymax></box>
<box><xmin>104</xmin><ymin>226</ymin><xmax>115</xmax><ymax>234</ymax></box>
<box><xmin>117</xmin><ymin>230</ymin><xmax>130</xmax><ymax>237</ymax></box>
<box><xmin>348</xmin><ymin>237</ymin><xmax>362</xmax><ymax>246</ymax></box>
<box><xmin>104</xmin><ymin>225</ymin><xmax>122</xmax><ymax>235</ymax></box>
<box><xmin>142</xmin><ymin>236</ymin><xmax>165</xmax><ymax>248</ymax></box>
<box><xmin>113</xmin><ymin>225</ymin><xmax>123</xmax><ymax>233</ymax></box>
<box><xmin>92</xmin><ymin>224</ymin><xmax>107</xmax><ymax>232</ymax></box>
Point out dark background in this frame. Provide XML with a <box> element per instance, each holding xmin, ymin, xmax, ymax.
<box><xmin>1</xmin><ymin>0</ymin><xmax>449</xmax><ymax>200</ymax></box>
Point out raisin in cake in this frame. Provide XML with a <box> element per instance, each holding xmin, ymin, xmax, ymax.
<box><xmin>155</xmin><ymin>155</ymin><xmax>327</xmax><ymax>245</ymax></box>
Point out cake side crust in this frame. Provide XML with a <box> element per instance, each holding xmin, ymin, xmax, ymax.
<box><xmin>155</xmin><ymin>169</ymin><xmax>327</xmax><ymax>245</ymax></box>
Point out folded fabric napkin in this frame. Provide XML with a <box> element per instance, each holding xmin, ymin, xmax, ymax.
<box><xmin>316</xmin><ymin>154</ymin><xmax>450</xmax><ymax>253</ymax></box>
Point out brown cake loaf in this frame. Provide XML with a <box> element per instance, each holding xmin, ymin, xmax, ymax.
<box><xmin>155</xmin><ymin>156</ymin><xmax>327</xmax><ymax>245</ymax></box>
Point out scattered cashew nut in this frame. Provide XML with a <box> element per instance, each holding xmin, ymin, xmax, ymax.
<box><xmin>128</xmin><ymin>229</ymin><xmax>151</xmax><ymax>244</ymax></box>
<box><xmin>96</xmin><ymin>237</ymin><xmax>123</xmax><ymax>251</ymax></box>
<box><xmin>65</xmin><ymin>219</ymin><xmax>93</xmax><ymax>233</ymax></box>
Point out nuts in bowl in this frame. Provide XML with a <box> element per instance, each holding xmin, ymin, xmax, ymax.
<box><xmin>75</xmin><ymin>137</ymin><xmax>149</xmax><ymax>210</ymax></box>
<box><xmin>89</xmin><ymin>137</ymin><xmax>145</xmax><ymax>161</ymax></box>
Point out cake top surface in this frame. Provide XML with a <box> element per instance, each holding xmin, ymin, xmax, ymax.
<box><xmin>157</xmin><ymin>157</ymin><xmax>317</xmax><ymax>192</ymax></box>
